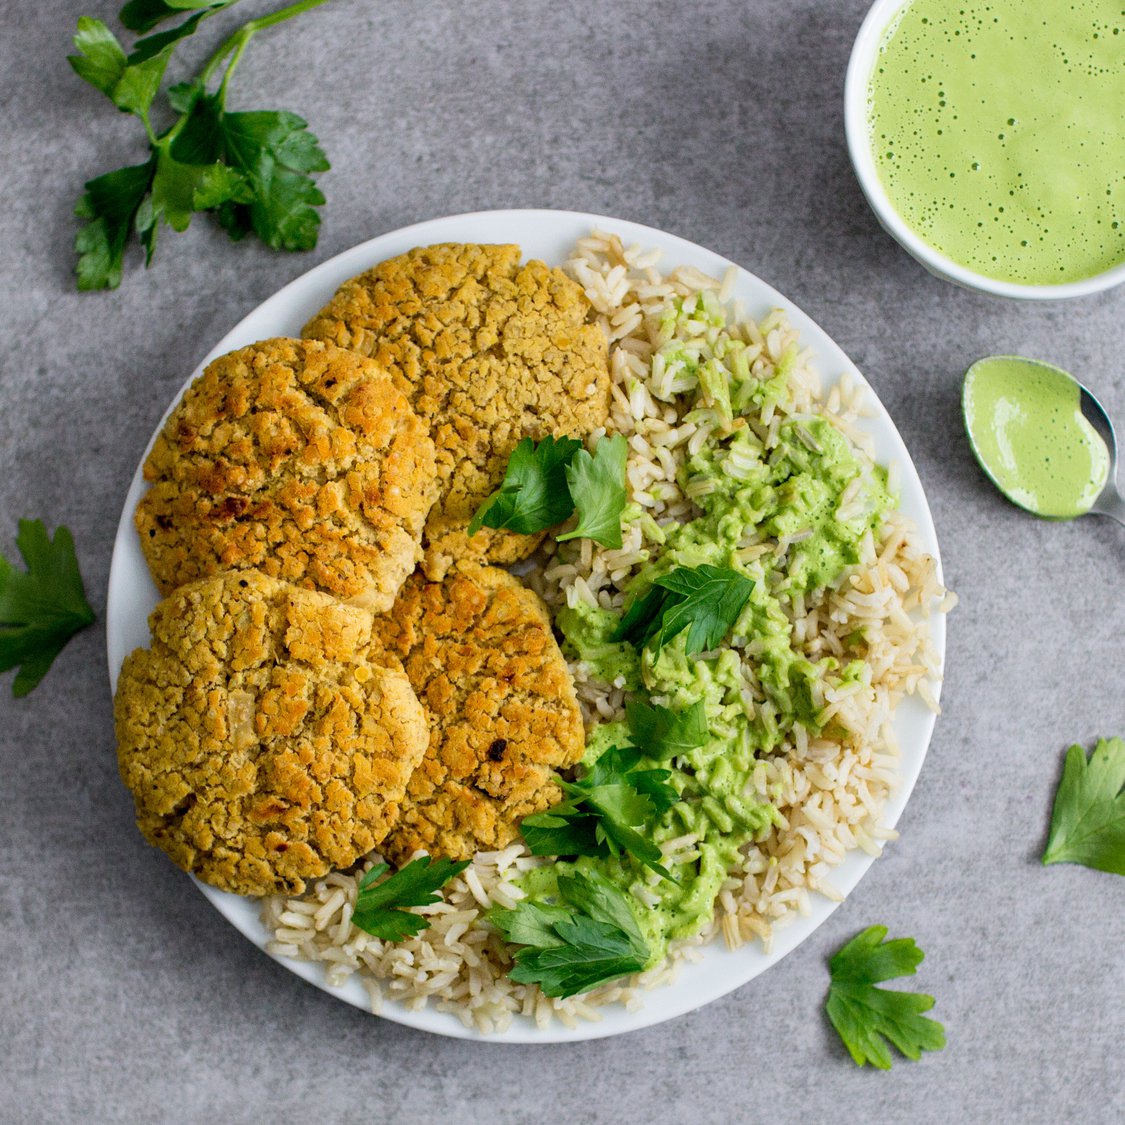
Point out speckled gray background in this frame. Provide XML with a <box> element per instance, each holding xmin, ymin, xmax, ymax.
<box><xmin>2</xmin><ymin>1</ymin><xmax>1122</xmax><ymax>1122</ymax></box>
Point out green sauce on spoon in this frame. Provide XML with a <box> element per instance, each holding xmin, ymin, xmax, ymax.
<box><xmin>962</xmin><ymin>356</ymin><xmax>1112</xmax><ymax>519</ymax></box>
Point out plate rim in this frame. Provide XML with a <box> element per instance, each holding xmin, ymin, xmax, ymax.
<box><xmin>106</xmin><ymin>207</ymin><xmax>946</xmax><ymax>1043</ymax></box>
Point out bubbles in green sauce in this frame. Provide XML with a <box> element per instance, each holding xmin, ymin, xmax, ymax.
<box><xmin>868</xmin><ymin>0</ymin><xmax>1125</xmax><ymax>285</ymax></box>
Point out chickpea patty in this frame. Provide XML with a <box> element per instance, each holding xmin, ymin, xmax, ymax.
<box><xmin>370</xmin><ymin>564</ymin><xmax>585</xmax><ymax>864</ymax></box>
<box><xmin>136</xmin><ymin>337</ymin><xmax>438</xmax><ymax>613</ymax></box>
<box><xmin>302</xmin><ymin>244</ymin><xmax>610</xmax><ymax>578</ymax></box>
<box><xmin>114</xmin><ymin>571</ymin><xmax>429</xmax><ymax>896</ymax></box>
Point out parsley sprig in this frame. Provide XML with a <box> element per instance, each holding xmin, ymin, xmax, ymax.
<box><xmin>614</xmin><ymin>564</ymin><xmax>754</xmax><ymax>656</ymax></box>
<box><xmin>469</xmin><ymin>434</ymin><xmax>629</xmax><ymax>548</ymax></box>
<box><xmin>520</xmin><ymin>744</ymin><xmax>678</xmax><ymax>877</ymax></box>
<box><xmin>351</xmin><ymin>856</ymin><xmax>470</xmax><ymax>941</ymax></box>
<box><xmin>557</xmin><ymin>433</ymin><xmax>629</xmax><ymax>547</ymax></box>
<box><xmin>826</xmin><ymin>926</ymin><xmax>946</xmax><ymax>1069</ymax></box>
<box><xmin>1042</xmin><ymin>738</ymin><xmax>1125</xmax><ymax>876</ymax></box>
<box><xmin>490</xmin><ymin>869</ymin><xmax>650</xmax><ymax>998</ymax></box>
<box><xmin>69</xmin><ymin>0</ymin><xmax>330</xmax><ymax>290</ymax></box>
<box><xmin>469</xmin><ymin>436</ymin><xmax>581</xmax><ymax>537</ymax></box>
<box><xmin>625</xmin><ymin>697</ymin><xmax>709</xmax><ymax>760</ymax></box>
<box><xmin>0</xmin><ymin>520</ymin><xmax>95</xmax><ymax>698</ymax></box>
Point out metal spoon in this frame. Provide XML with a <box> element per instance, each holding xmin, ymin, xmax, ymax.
<box><xmin>963</xmin><ymin>356</ymin><xmax>1125</xmax><ymax>526</ymax></box>
<box><xmin>1078</xmin><ymin>384</ymin><xmax>1125</xmax><ymax>526</ymax></box>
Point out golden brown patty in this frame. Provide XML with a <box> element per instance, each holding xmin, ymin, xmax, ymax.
<box><xmin>302</xmin><ymin>244</ymin><xmax>610</xmax><ymax>578</ymax></box>
<box><xmin>136</xmin><ymin>337</ymin><xmax>438</xmax><ymax>613</ymax></box>
<box><xmin>114</xmin><ymin>570</ymin><xmax>429</xmax><ymax>896</ymax></box>
<box><xmin>370</xmin><ymin>564</ymin><xmax>585</xmax><ymax>863</ymax></box>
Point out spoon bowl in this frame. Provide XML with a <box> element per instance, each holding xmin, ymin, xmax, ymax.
<box><xmin>962</xmin><ymin>355</ymin><xmax>1124</xmax><ymax>526</ymax></box>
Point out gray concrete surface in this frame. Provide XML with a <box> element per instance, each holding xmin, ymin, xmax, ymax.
<box><xmin>2</xmin><ymin>1</ymin><xmax>1122</xmax><ymax>1122</ymax></box>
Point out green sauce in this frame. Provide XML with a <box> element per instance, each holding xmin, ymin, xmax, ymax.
<box><xmin>963</xmin><ymin>356</ymin><xmax>1109</xmax><ymax>517</ymax></box>
<box><xmin>555</xmin><ymin>602</ymin><xmax>642</xmax><ymax>691</ymax></box>
<box><xmin>868</xmin><ymin>0</ymin><xmax>1125</xmax><ymax>285</ymax></box>
<box><xmin>533</xmin><ymin>292</ymin><xmax>897</xmax><ymax>962</ymax></box>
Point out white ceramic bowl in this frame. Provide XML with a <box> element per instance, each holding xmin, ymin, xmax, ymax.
<box><xmin>844</xmin><ymin>0</ymin><xmax>1125</xmax><ymax>301</ymax></box>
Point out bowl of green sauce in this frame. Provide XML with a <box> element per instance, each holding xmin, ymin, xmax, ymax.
<box><xmin>845</xmin><ymin>0</ymin><xmax>1125</xmax><ymax>299</ymax></box>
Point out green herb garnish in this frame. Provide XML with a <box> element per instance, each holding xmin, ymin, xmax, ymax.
<box><xmin>520</xmin><ymin>745</ymin><xmax>678</xmax><ymax>877</ymax></box>
<box><xmin>825</xmin><ymin>925</ymin><xmax>946</xmax><ymax>1070</ymax></box>
<box><xmin>69</xmin><ymin>0</ymin><xmax>330</xmax><ymax>291</ymax></box>
<box><xmin>490</xmin><ymin>869</ymin><xmax>650</xmax><ymax>998</ymax></box>
<box><xmin>469</xmin><ymin>434</ymin><xmax>628</xmax><ymax>546</ymax></box>
<box><xmin>518</xmin><ymin>803</ymin><xmax>604</xmax><ymax>862</ymax></box>
<box><xmin>0</xmin><ymin>520</ymin><xmax>95</xmax><ymax>698</ymax></box>
<box><xmin>625</xmin><ymin>697</ymin><xmax>709</xmax><ymax>760</ymax></box>
<box><xmin>351</xmin><ymin>856</ymin><xmax>470</xmax><ymax>941</ymax></box>
<box><xmin>468</xmin><ymin>436</ymin><xmax>582</xmax><ymax>536</ymax></box>
<box><xmin>557</xmin><ymin>433</ymin><xmax>629</xmax><ymax>548</ymax></box>
<box><xmin>614</xmin><ymin>564</ymin><xmax>754</xmax><ymax>656</ymax></box>
<box><xmin>1042</xmin><ymin>737</ymin><xmax>1125</xmax><ymax>876</ymax></box>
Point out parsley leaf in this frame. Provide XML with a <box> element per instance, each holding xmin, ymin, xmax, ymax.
<box><xmin>613</xmin><ymin>584</ymin><xmax>670</xmax><ymax>651</ymax></box>
<box><xmin>521</xmin><ymin>745</ymin><xmax>678</xmax><ymax>877</ymax></box>
<box><xmin>625</xmin><ymin>697</ymin><xmax>709</xmax><ymax>760</ymax></box>
<box><xmin>826</xmin><ymin>926</ymin><xmax>946</xmax><ymax>1069</ymax></box>
<box><xmin>128</xmin><ymin>10</ymin><xmax>216</xmax><ymax>64</ymax></box>
<box><xmin>468</xmin><ymin>436</ymin><xmax>582</xmax><ymax>536</ymax></box>
<box><xmin>145</xmin><ymin>146</ymin><xmax>252</xmax><ymax>234</ymax></box>
<box><xmin>614</xmin><ymin>564</ymin><xmax>754</xmax><ymax>656</ymax></box>
<box><xmin>69</xmin><ymin>18</ymin><xmax>130</xmax><ymax>98</ymax></box>
<box><xmin>655</xmin><ymin>566</ymin><xmax>756</xmax><ymax>653</ymax></box>
<box><xmin>120</xmin><ymin>1</ymin><xmax>234</xmax><ymax>35</ymax></box>
<box><xmin>519</xmin><ymin>800</ymin><xmax>604</xmax><ymax>860</ymax></box>
<box><xmin>581</xmin><ymin>743</ymin><xmax>679</xmax><ymax>811</ymax></box>
<box><xmin>1042</xmin><ymin>738</ymin><xmax>1125</xmax><ymax>876</ymax></box>
<box><xmin>69</xmin><ymin>0</ymin><xmax>330</xmax><ymax>290</ymax></box>
<box><xmin>351</xmin><ymin>856</ymin><xmax>470</xmax><ymax>942</ymax></box>
<box><xmin>0</xmin><ymin>520</ymin><xmax>95</xmax><ymax>698</ymax></box>
<box><xmin>557</xmin><ymin>434</ymin><xmax>629</xmax><ymax>548</ymax></box>
<box><xmin>490</xmin><ymin>870</ymin><xmax>650</xmax><ymax>997</ymax></box>
<box><xmin>69</xmin><ymin>17</ymin><xmax>171</xmax><ymax>121</ymax></box>
<box><xmin>207</xmin><ymin>108</ymin><xmax>329</xmax><ymax>250</ymax></box>
<box><xmin>75</xmin><ymin>161</ymin><xmax>156</xmax><ymax>290</ymax></box>
<box><xmin>470</xmin><ymin>433</ymin><xmax>629</xmax><ymax>544</ymax></box>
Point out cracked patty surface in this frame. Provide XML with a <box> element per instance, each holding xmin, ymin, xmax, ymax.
<box><xmin>370</xmin><ymin>564</ymin><xmax>585</xmax><ymax>864</ymax></box>
<box><xmin>301</xmin><ymin>244</ymin><xmax>610</xmax><ymax>579</ymax></box>
<box><xmin>114</xmin><ymin>570</ymin><xmax>429</xmax><ymax>896</ymax></box>
<box><xmin>136</xmin><ymin>337</ymin><xmax>438</xmax><ymax>613</ymax></box>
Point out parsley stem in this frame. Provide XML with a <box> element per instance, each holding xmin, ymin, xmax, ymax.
<box><xmin>199</xmin><ymin>0</ymin><xmax>333</xmax><ymax>97</ymax></box>
<box><xmin>216</xmin><ymin>32</ymin><xmax>252</xmax><ymax>102</ymax></box>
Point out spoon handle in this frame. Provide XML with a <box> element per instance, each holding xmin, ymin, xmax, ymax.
<box><xmin>1092</xmin><ymin>486</ymin><xmax>1125</xmax><ymax>527</ymax></box>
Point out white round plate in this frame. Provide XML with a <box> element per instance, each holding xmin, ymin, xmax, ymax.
<box><xmin>107</xmin><ymin>209</ymin><xmax>946</xmax><ymax>1043</ymax></box>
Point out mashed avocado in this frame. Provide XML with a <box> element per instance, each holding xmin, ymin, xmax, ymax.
<box><xmin>529</xmin><ymin>291</ymin><xmax>897</xmax><ymax>969</ymax></box>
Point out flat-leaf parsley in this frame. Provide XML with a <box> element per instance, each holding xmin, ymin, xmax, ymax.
<box><xmin>351</xmin><ymin>856</ymin><xmax>470</xmax><ymax>942</ymax></box>
<box><xmin>614</xmin><ymin>564</ymin><xmax>754</xmax><ymax>656</ymax></box>
<box><xmin>825</xmin><ymin>925</ymin><xmax>946</xmax><ymax>1069</ymax></box>
<box><xmin>69</xmin><ymin>0</ymin><xmax>330</xmax><ymax>290</ymax></box>
<box><xmin>0</xmin><ymin>520</ymin><xmax>95</xmax><ymax>698</ymax></box>
<box><xmin>468</xmin><ymin>436</ymin><xmax>582</xmax><ymax>537</ymax></box>
<box><xmin>490</xmin><ymin>869</ymin><xmax>650</xmax><ymax>998</ymax></box>
<box><xmin>520</xmin><ymin>744</ymin><xmax>678</xmax><ymax>877</ymax></box>
<box><xmin>557</xmin><ymin>433</ymin><xmax>629</xmax><ymax>548</ymax></box>
<box><xmin>1042</xmin><ymin>738</ymin><xmax>1125</xmax><ymax>876</ymax></box>
<box><xmin>469</xmin><ymin>434</ymin><xmax>628</xmax><ymax>547</ymax></box>
<box><xmin>625</xmin><ymin>697</ymin><xmax>709</xmax><ymax>760</ymax></box>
